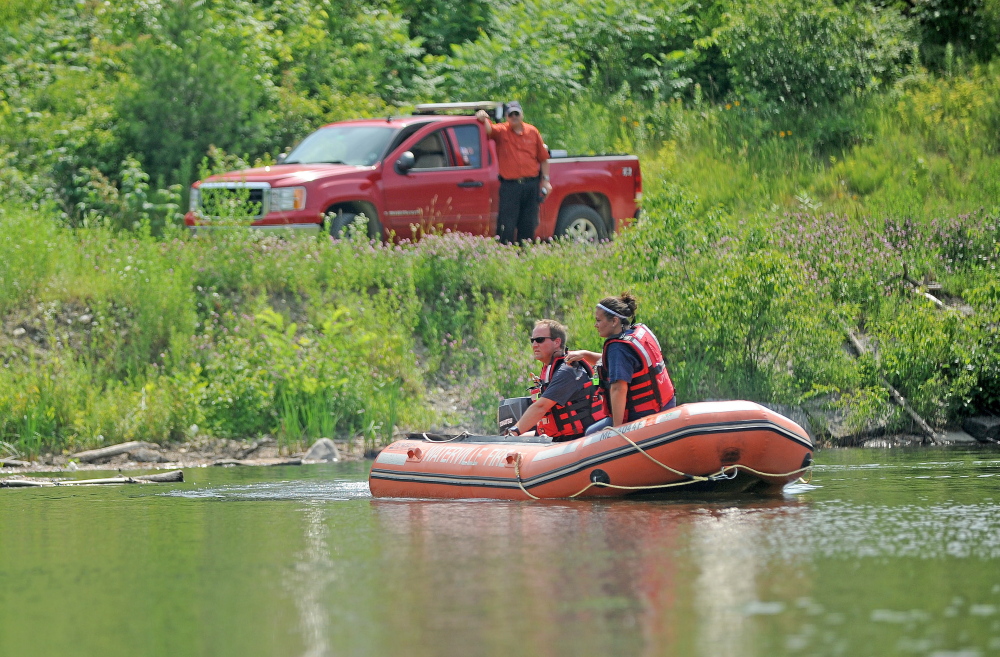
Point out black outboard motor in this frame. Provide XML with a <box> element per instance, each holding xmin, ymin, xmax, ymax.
<box><xmin>497</xmin><ymin>397</ymin><xmax>532</xmax><ymax>433</ymax></box>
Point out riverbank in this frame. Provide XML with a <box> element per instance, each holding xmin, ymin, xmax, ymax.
<box><xmin>0</xmin><ymin>435</ymin><xmax>368</xmax><ymax>476</ymax></box>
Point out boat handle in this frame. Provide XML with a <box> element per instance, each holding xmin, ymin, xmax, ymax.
<box><xmin>407</xmin><ymin>448</ymin><xmax>423</xmax><ymax>462</ymax></box>
<box><xmin>504</xmin><ymin>452</ymin><xmax>519</xmax><ymax>468</ymax></box>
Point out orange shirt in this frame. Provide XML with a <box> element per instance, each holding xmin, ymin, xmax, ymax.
<box><xmin>488</xmin><ymin>122</ymin><xmax>548</xmax><ymax>180</ymax></box>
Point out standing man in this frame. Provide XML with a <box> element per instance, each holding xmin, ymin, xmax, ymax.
<box><xmin>505</xmin><ymin>319</ymin><xmax>606</xmax><ymax>441</ymax></box>
<box><xmin>475</xmin><ymin>101</ymin><xmax>552</xmax><ymax>244</ymax></box>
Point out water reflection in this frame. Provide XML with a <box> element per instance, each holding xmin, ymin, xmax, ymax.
<box><xmin>369</xmin><ymin>497</ymin><xmax>810</xmax><ymax>656</ymax></box>
<box><xmin>4</xmin><ymin>453</ymin><xmax>1000</xmax><ymax>657</ymax></box>
<box><xmin>289</xmin><ymin>504</ymin><xmax>335</xmax><ymax>657</ymax></box>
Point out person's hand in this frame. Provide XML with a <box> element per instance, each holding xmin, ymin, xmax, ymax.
<box><xmin>541</xmin><ymin>180</ymin><xmax>552</xmax><ymax>196</ymax></box>
<box><xmin>475</xmin><ymin>109</ymin><xmax>489</xmax><ymax>123</ymax></box>
<box><xmin>564</xmin><ymin>350</ymin><xmax>585</xmax><ymax>364</ymax></box>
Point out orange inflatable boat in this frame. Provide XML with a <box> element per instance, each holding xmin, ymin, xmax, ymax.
<box><xmin>369</xmin><ymin>401</ymin><xmax>813</xmax><ymax>500</ymax></box>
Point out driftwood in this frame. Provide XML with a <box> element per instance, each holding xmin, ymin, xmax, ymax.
<box><xmin>902</xmin><ymin>265</ymin><xmax>945</xmax><ymax>309</ymax></box>
<box><xmin>845</xmin><ymin>328</ymin><xmax>943</xmax><ymax>444</ymax></box>
<box><xmin>1</xmin><ymin>469</ymin><xmax>184</xmax><ymax>488</ymax></box>
<box><xmin>212</xmin><ymin>457</ymin><xmax>302</xmax><ymax>467</ymax></box>
<box><xmin>0</xmin><ymin>458</ymin><xmax>30</xmax><ymax>468</ymax></box>
<box><xmin>72</xmin><ymin>441</ymin><xmax>154</xmax><ymax>463</ymax></box>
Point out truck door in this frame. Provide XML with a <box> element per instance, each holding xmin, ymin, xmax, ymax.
<box><xmin>382</xmin><ymin>126</ymin><xmax>492</xmax><ymax>239</ymax></box>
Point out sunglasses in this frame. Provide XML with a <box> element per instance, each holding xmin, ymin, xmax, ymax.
<box><xmin>529</xmin><ymin>336</ymin><xmax>552</xmax><ymax>344</ymax></box>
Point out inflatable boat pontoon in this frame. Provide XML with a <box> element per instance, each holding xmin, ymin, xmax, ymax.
<box><xmin>369</xmin><ymin>401</ymin><xmax>813</xmax><ymax>500</ymax></box>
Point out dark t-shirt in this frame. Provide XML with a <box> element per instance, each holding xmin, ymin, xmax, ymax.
<box><xmin>604</xmin><ymin>341</ymin><xmax>642</xmax><ymax>383</ymax></box>
<box><xmin>603</xmin><ymin>340</ymin><xmax>668</xmax><ymax>420</ymax></box>
<box><xmin>540</xmin><ymin>362</ymin><xmax>590</xmax><ymax>404</ymax></box>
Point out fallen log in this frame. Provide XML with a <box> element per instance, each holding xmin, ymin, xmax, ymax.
<box><xmin>845</xmin><ymin>328</ymin><xmax>943</xmax><ymax>445</ymax></box>
<box><xmin>212</xmin><ymin>457</ymin><xmax>302</xmax><ymax>467</ymax></box>
<box><xmin>0</xmin><ymin>458</ymin><xmax>30</xmax><ymax>468</ymax></box>
<box><xmin>1</xmin><ymin>469</ymin><xmax>184</xmax><ymax>488</ymax></box>
<box><xmin>72</xmin><ymin>441</ymin><xmax>153</xmax><ymax>463</ymax></box>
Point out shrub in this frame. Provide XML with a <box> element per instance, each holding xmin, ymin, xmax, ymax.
<box><xmin>714</xmin><ymin>0</ymin><xmax>914</xmax><ymax>108</ymax></box>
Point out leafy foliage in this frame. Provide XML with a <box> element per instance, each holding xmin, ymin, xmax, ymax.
<box><xmin>714</xmin><ymin>0</ymin><xmax>915</xmax><ymax>108</ymax></box>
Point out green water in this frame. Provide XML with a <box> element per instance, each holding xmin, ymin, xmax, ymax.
<box><xmin>2</xmin><ymin>448</ymin><xmax>999</xmax><ymax>656</ymax></box>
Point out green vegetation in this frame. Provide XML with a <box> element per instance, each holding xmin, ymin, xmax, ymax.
<box><xmin>1</xmin><ymin>0</ymin><xmax>998</xmax><ymax>454</ymax></box>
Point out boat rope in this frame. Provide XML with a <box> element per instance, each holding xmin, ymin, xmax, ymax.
<box><xmin>421</xmin><ymin>431</ymin><xmax>470</xmax><ymax>443</ymax></box>
<box><xmin>512</xmin><ymin>425</ymin><xmax>813</xmax><ymax>500</ymax></box>
<box><xmin>513</xmin><ymin>454</ymin><xmax>540</xmax><ymax>500</ymax></box>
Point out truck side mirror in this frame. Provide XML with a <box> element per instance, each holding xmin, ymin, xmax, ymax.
<box><xmin>276</xmin><ymin>153</ymin><xmax>287</xmax><ymax>164</ymax></box>
<box><xmin>395</xmin><ymin>151</ymin><xmax>416</xmax><ymax>174</ymax></box>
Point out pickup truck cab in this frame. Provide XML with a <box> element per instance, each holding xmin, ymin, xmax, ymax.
<box><xmin>185</xmin><ymin>101</ymin><xmax>642</xmax><ymax>241</ymax></box>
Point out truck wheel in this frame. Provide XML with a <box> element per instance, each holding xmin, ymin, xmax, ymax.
<box><xmin>554</xmin><ymin>204</ymin><xmax>608</xmax><ymax>242</ymax></box>
<box><xmin>327</xmin><ymin>209</ymin><xmax>382</xmax><ymax>240</ymax></box>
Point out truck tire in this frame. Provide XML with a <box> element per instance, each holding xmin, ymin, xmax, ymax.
<box><xmin>327</xmin><ymin>209</ymin><xmax>382</xmax><ymax>240</ymax></box>
<box><xmin>554</xmin><ymin>204</ymin><xmax>608</xmax><ymax>242</ymax></box>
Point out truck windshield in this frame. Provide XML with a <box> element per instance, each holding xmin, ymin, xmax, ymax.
<box><xmin>284</xmin><ymin>126</ymin><xmax>397</xmax><ymax>166</ymax></box>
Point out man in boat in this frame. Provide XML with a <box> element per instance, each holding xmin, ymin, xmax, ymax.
<box><xmin>565</xmin><ymin>293</ymin><xmax>676</xmax><ymax>435</ymax></box>
<box><xmin>505</xmin><ymin>319</ymin><xmax>607</xmax><ymax>441</ymax></box>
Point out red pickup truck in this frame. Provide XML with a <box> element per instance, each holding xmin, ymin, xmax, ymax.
<box><xmin>185</xmin><ymin>102</ymin><xmax>642</xmax><ymax>241</ymax></box>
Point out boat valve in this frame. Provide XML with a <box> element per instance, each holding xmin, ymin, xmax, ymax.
<box><xmin>406</xmin><ymin>448</ymin><xmax>423</xmax><ymax>462</ymax></box>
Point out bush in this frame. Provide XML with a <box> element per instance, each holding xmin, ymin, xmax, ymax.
<box><xmin>714</xmin><ymin>0</ymin><xmax>914</xmax><ymax>108</ymax></box>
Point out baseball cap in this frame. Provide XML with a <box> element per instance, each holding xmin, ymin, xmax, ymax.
<box><xmin>505</xmin><ymin>101</ymin><xmax>523</xmax><ymax>115</ymax></box>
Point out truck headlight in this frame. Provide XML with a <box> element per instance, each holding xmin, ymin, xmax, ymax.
<box><xmin>189</xmin><ymin>187</ymin><xmax>200</xmax><ymax>212</ymax></box>
<box><xmin>272</xmin><ymin>186</ymin><xmax>307</xmax><ymax>212</ymax></box>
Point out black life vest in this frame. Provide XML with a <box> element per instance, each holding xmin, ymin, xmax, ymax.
<box><xmin>599</xmin><ymin>324</ymin><xmax>675</xmax><ymax>422</ymax></box>
<box><xmin>533</xmin><ymin>356</ymin><xmax>607</xmax><ymax>441</ymax></box>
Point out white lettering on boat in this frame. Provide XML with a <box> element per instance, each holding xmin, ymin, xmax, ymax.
<box><xmin>583</xmin><ymin>419</ymin><xmax>647</xmax><ymax>447</ymax></box>
<box><xmin>376</xmin><ymin>452</ymin><xmax>407</xmax><ymax>465</ymax></box>
<box><xmin>421</xmin><ymin>445</ymin><xmax>479</xmax><ymax>466</ymax></box>
<box><xmin>483</xmin><ymin>448</ymin><xmax>510</xmax><ymax>468</ymax></box>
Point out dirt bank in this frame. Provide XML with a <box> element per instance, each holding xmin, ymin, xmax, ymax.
<box><xmin>0</xmin><ymin>435</ymin><xmax>372</xmax><ymax>476</ymax></box>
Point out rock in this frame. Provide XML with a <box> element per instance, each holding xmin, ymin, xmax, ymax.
<box><xmin>304</xmin><ymin>438</ymin><xmax>340</xmax><ymax>462</ymax></box>
<box><xmin>942</xmin><ymin>430</ymin><xmax>979</xmax><ymax>445</ymax></box>
<box><xmin>759</xmin><ymin>403</ymin><xmax>814</xmax><ymax>440</ymax></box>
<box><xmin>963</xmin><ymin>416</ymin><xmax>1000</xmax><ymax>443</ymax></box>
<box><xmin>801</xmin><ymin>394</ymin><xmax>892</xmax><ymax>446</ymax></box>
<box><xmin>131</xmin><ymin>447</ymin><xmax>167</xmax><ymax>463</ymax></box>
<box><xmin>12</xmin><ymin>327</ymin><xmax>25</xmax><ymax>337</ymax></box>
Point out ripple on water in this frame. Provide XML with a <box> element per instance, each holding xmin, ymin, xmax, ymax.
<box><xmin>162</xmin><ymin>479</ymin><xmax>372</xmax><ymax>501</ymax></box>
<box><xmin>756</xmin><ymin>501</ymin><xmax>1000</xmax><ymax>560</ymax></box>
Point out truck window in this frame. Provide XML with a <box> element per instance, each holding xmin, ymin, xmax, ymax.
<box><xmin>285</xmin><ymin>126</ymin><xmax>397</xmax><ymax>166</ymax></box>
<box><xmin>385</xmin><ymin>122</ymin><xmax>430</xmax><ymax>157</ymax></box>
<box><xmin>410</xmin><ymin>130</ymin><xmax>451</xmax><ymax>170</ymax></box>
<box><xmin>449</xmin><ymin>125</ymin><xmax>482</xmax><ymax>168</ymax></box>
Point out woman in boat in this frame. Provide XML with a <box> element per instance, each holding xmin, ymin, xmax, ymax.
<box><xmin>566</xmin><ymin>293</ymin><xmax>676</xmax><ymax>435</ymax></box>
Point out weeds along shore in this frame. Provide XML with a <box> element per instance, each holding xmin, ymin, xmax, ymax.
<box><xmin>1</xmin><ymin>179</ymin><xmax>997</xmax><ymax>456</ymax></box>
<box><xmin>3</xmin><ymin>0</ymin><xmax>1000</xmax><ymax>455</ymax></box>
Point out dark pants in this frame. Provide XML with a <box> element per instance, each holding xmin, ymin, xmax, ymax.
<box><xmin>497</xmin><ymin>177</ymin><xmax>540</xmax><ymax>244</ymax></box>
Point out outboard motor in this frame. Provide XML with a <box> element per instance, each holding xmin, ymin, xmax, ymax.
<box><xmin>497</xmin><ymin>397</ymin><xmax>532</xmax><ymax>433</ymax></box>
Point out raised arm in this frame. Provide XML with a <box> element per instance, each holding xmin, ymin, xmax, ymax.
<box><xmin>564</xmin><ymin>350</ymin><xmax>600</xmax><ymax>367</ymax></box>
<box><xmin>475</xmin><ymin>109</ymin><xmax>493</xmax><ymax>136</ymax></box>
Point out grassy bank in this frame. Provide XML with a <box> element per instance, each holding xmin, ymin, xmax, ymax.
<box><xmin>3</xmin><ymin>49</ymin><xmax>1000</xmax><ymax>456</ymax></box>
<box><xmin>1</xmin><ymin>179</ymin><xmax>997</xmax><ymax>456</ymax></box>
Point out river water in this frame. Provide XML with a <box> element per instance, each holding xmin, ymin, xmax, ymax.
<box><xmin>2</xmin><ymin>447</ymin><xmax>999</xmax><ymax>656</ymax></box>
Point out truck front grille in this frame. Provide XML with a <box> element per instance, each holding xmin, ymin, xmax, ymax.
<box><xmin>197</xmin><ymin>182</ymin><xmax>270</xmax><ymax>221</ymax></box>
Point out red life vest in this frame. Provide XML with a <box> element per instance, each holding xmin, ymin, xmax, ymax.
<box><xmin>533</xmin><ymin>356</ymin><xmax>607</xmax><ymax>441</ymax></box>
<box><xmin>599</xmin><ymin>324</ymin><xmax>675</xmax><ymax>422</ymax></box>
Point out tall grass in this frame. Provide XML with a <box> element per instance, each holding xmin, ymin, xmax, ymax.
<box><xmin>1</xmin><ymin>67</ymin><xmax>999</xmax><ymax>454</ymax></box>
